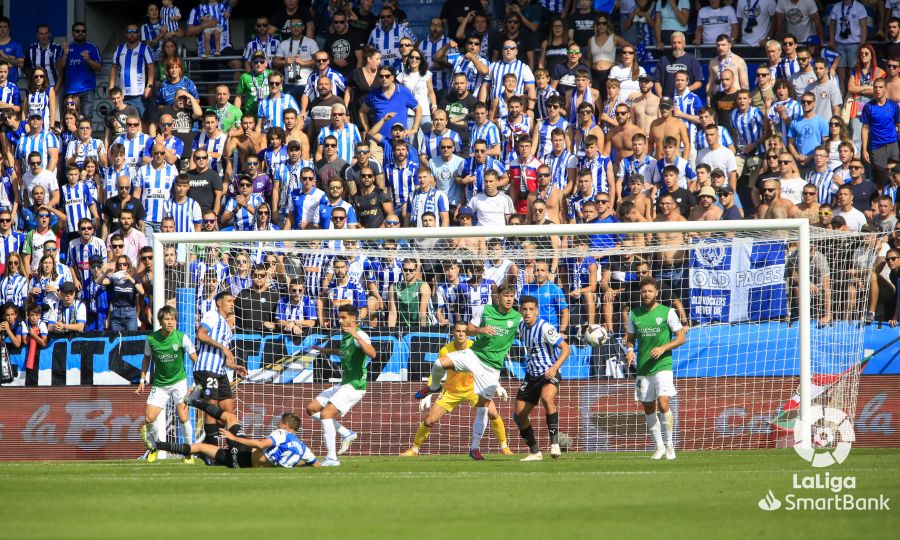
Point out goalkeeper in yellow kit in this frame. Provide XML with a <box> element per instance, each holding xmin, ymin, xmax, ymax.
<box><xmin>401</xmin><ymin>321</ymin><xmax>513</xmax><ymax>456</ymax></box>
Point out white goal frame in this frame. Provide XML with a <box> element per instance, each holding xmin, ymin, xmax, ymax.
<box><xmin>153</xmin><ymin>218</ymin><xmax>813</xmax><ymax>447</ymax></box>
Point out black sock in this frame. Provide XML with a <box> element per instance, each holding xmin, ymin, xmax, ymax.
<box><xmin>156</xmin><ymin>441</ymin><xmax>191</xmax><ymax>456</ymax></box>
<box><xmin>203</xmin><ymin>423</ymin><xmax>219</xmax><ymax>444</ymax></box>
<box><xmin>193</xmin><ymin>400</ymin><xmax>225</xmax><ymax>420</ymax></box>
<box><xmin>228</xmin><ymin>424</ymin><xmax>245</xmax><ymax>437</ymax></box>
<box><xmin>546</xmin><ymin>412</ymin><xmax>559</xmax><ymax>445</ymax></box>
<box><xmin>520</xmin><ymin>425</ymin><xmax>539</xmax><ymax>454</ymax></box>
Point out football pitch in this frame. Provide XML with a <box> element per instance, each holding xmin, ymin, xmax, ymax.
<box><xmin>1</xmin><ymin>449</ymin><xmax>897</xmax><ymax>540</ymax></box>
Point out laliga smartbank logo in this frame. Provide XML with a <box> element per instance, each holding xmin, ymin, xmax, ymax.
<box><xmin>757</xmin><ymin>406</ymin><xmax>890</xmax><ymax>512</ymax></box>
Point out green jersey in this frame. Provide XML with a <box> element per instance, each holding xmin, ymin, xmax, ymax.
<box><xmin>145</xmin><ymin>330</ymin><xmax>194</xmax><ymax>386</ymax></box>
<box><xmin>340</xmin><ymin>329</ymin><xmax>371</xmax><ymax>390</ymax></box>
<box><xmin>395</xmin><ymin>280</ymin><xmax>424</xmax><ymax>326</ymax></box>
<box><xmin>236</xmin><ymin>69</ymin><xmax>272</xmax><ymax>116</ymax></box>
<box><xmin>207</xmin><ymin>103</ymin><xmax>243</xmax><ymax>132</ymax></box>
<box><xmin>471</xmin><ymin>305</ymin><xmax>522</xmax><ymax>370</ymax></box>
<box><xmin>627</xmin><ymin>303</ymin><xmax>682</xmax><ymax>376</ymax></box>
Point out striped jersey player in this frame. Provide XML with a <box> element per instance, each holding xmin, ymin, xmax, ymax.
<box><xmin>515</xmin><ymin>295</ymin><xmax>570</xmax><ymax>461</ymax></box>
<box><xmin>134</xmin><ymin>158</ymin><xmax>178</xmax><ymax>227</ymax></box>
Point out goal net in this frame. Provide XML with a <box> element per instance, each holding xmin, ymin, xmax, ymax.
<box><xmin>152</xmin><ymin>221</ymin><xmax>874</xmax><ymax>455</ymax></box>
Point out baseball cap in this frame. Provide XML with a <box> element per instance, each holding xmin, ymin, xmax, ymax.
<box><xmin>391</xmin><ymin>122</ymin><xmax>405</xmax><ymax>130</ymax></box>
<box><xmin>457</xmin><ymin>207</ymin><xmax>474</xmax><ymax>218</ymax></box>
<box><xmin>59</xmin><ymin>281</ymin><xmax>77</xmax><ymax>294</ymax></box>
<box><xmin>698</xmin><ymin>186</ymin><xmax>717</xmax><ymax>199</ymax></box>
<box><xmin>659</xmin><ymin>97</ymin><xmax>674</xmax><ymax>109</ymax></box>
<box><xmin>717</xmin><ymin>184</ymin><xmax>734</xmax><ymax>194</ymax></box>
<box><xmin>806</xmin><ymin>36</ymin><xmax>821</xmax><ymax>46</ymax></box>
<box><xmin>639</xmin><ymin>75</ymin><xmax>652</xmax><ymax>83</ymax></box>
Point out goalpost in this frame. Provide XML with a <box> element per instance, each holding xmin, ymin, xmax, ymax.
<box><xmin>152</xmin><ymin>219</ymin><xmax>874</xmax><ymax>455</ymax></box>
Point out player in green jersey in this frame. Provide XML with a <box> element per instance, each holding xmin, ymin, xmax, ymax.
<box><xmin>624</xmin><ymin>277</ymin><xmax>686</xmax><ymax>460</ymax></box>
<box><xmin>305</xmin><ymin>304</ymin><xmax>377</xmax><ymax>466</ymax></box>
<box><xmin>416</xmin><ymin>283</ymin><xmax>522</xmax><ymax>460</ymax></box>
<box><xmin>137</xmin><ymin>306</ymin><xmax>200</xmax><ymax>463</ymax></box>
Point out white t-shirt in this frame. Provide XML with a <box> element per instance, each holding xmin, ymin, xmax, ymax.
<box><xmin>775</xmin><ymin>0</ymin><xmax>819</xmax><ymax>42</ymax></box>
<box><xmin>736</xmin><ymin>0</ymin><xmax>777</xmax><ymax>46</ymax></box>
<box><xmin>397</xmin><ymin>70</ymin><xmax>433</xmax><ymax>116</ymax></box>
<box><xmin>697</xmin><ymin>6</ymin><xmax>738</xmax><ymax>44</ymax></box>
<box><xmin>467</xmin><ymin>192</ymin><xmax>514</xmax><ymax>228</ymax></box>
<box><xmin>780</xmin><ymin>177</ymin><xmax>805</xmax><ymax>204</ymax></box>
<box><xmin>609</xmin><ymin>64</ymin><xmax>647</xmax><ymax>98</ymax></box>
<box><xmin>697</xmin><ymin>146</ymin><xmax>738</xmax><ymax>176</ymax></box>
<box><xmin>23</xmin><ymin>169</ymin><xmax>59</xmax><ymax>206</ymax></box>
<box><xmin>275</xmin><ymin>36</ymin><xmax>319</xmax><ymax>86</ymax></box>
<box><xmin>834</xmin><ymin>206</ymin><xmax>867</xmax><ymax>232</ymax></box>
<box><xmin>828</xmin><ymin>1</ymin><xmax>867</xmax><ymax>44</ymax></box>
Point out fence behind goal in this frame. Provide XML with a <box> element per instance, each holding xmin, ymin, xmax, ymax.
<box><xmin>153</xmin><ymin>221</ymin><xmax>874</xmax><ymax>455</ymax></box>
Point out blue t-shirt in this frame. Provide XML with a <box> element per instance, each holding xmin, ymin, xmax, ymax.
<box><xmin>519</xmin><ymin>281</ymin><xmax>569</xmax><ymax>328</ymax></box>
<box><xmin>363</xmin><ymin>85</ymin><xmax>419</xmax><ymax>142</ymax></box>
<box><xmin>860</xmin><ymin>99</ymin><xmax>900</xmax><ymax>150</ymax></box>
<box><xmin>0</xmin><ymin>40</ymin><xmax>25</xmax><ymax>83</ymax></box>
<box><xmin>64</xmin><ymin>42</ymin><xmax>102</xmax><ymax>94</ymax></box>
<box><xmin>790</xmin><ymin>116</ymin><xmax>829</xmax><ymax>156</ymax></box>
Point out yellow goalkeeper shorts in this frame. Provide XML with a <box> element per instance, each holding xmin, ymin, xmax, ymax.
<box><xmin>434</xmin><ymin>389</ymin><xmax>479</xmax><ymax>413</ymax></box>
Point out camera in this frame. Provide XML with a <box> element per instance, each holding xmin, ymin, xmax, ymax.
<box><xmin>839</xmin><ymin>27</ymin><xmax>851</xmax><ymax>40</ymax></box>
<box><xmin>744</xmin><ymin>17</ymin><xmax>757</xmax><ymax>34</ymax></box>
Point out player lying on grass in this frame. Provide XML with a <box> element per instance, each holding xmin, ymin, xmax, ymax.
<box><xmin>416</xmin><ymin>283</ymin><xmax>522</xmax><ymax>460</ymax></box>
<box><xmin>516</xmin><ymin>296</ymin><xmax>570</xmax><ymax>461</ymax></box>
<box><xmin>305</xmin><ymin>304</ymin><xmax>376</xmax><ymax>466</ymax></box>
<box><xmin>402</xmin><ymin>321</ymin><xmax>513</xmax><ymax>457</ymax></box>
<box><xmin>624</xmin><ymin>277</ymin><xmax>686</xmax><ymax>460</ymax></box>
<box><xmin>136</xmin><ymin>306</ymin><xmax>198</xmax><ymax>463</ymax></box>
<box><xmin>142</xmin><ymin>391</ymin><xmax>320</xmax><ymax>468</ymax></box>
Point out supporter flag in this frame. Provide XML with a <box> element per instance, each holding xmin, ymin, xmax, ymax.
<box><xmin>689</xmin><ymin>238</ymin><xmax>788</xmax><ymax>323</ymax></box>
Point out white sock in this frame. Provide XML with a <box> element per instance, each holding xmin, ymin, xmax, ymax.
<box><xmin>429</xmin><ymin>360</ymin><xmax>445</xmax><ymax>391</ymax></box>
<box><xmin>180</xmin><ymin>420</ymin><xmax>193</xmax><ymax>444</ymax></box>
<box><xmin>313</xmin><ymin>411</ymin><xmax>351</xmax><ymax>437</ymax></box>
<box><xmin>152</xmin><ymin>415</ymin><xmax>166</xmax><ymax>444</ymax></box>
<box><xmin>646</xmin><ymin>414</ymin><xmax>664</xmax><ymax>449</ymax></box>
<box><xmin>322</xmin><ymin>418</ymin><xmax>337</xmax><ymax>461</ymax></box>
<box><xmin>471</xmin><ymin>407</ymin><xmax>488</xmax><ymax>451</ymax></box>
<box><xmin>658</xmin><ymin>411</ymin><xmax>674</xmax><ymax>447</ymax></box>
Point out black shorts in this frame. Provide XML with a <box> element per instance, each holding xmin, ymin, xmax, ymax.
<box><xmin>516</xmin><ymin>373</ymin><xmax>561</xmax><ymax>405</ymax></box>
<box><xmin>193</xmin><ymin>370</ymin><xmax>233</xmax><ymax>401</ymax></box>
<box><xmin>215</xmin><ymin>443</ymin><xmax>253</xmax><ymax>468</ymax></box>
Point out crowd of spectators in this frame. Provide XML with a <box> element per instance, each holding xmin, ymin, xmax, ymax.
<box><xmin>0</xmin><ymin>0</ymin><xmax>898</xmax><ymax>351</ymax></box>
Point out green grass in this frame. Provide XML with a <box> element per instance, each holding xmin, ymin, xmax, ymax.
<box><xmin>1</xmin><ymin>450</ymin><xmax>897</xmax><ymax>540</ymax></box>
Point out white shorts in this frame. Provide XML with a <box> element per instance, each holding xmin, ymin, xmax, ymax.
<box><xmin>634</xmin><ymin>371</ymin><xmax>677</xmax><ymax>403</ymax></box>
<box><xmin>446</xmin><ymin>349</ymin><xmax>501</xmax><ymax>400</ymax></box>
<box><xmin>147</xmin><ymin>379</ymin><xmax>189</xmax><ymax>409</ymax></box>
<box><xmin>315</xmin><ymin>384</ymin><xmax>366</xmax><ymax>416</ymax></box>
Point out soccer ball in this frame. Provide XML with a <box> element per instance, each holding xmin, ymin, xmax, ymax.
<box><xmin>583</xmin><ymin>324</ymin><xmax>609</xmax><ymax>346</ymax></box>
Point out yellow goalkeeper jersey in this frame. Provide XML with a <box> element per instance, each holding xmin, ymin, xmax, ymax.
<box><xmin>430</xmin><ymin>340</ymin><xmax>475</xmax><ymax>394</ymax></box>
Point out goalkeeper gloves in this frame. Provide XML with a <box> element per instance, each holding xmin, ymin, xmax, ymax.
<box><xmin>496</xmin><ymin>385</ymin><xmax>509</xmax><ymax>401</ymax></box>
<box><xmin>418</xmin><ymin>394</ymin><xmax>433</xmax><ymax>412</ymax></box>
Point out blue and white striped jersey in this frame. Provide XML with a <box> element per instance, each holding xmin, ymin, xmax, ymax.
<box><xmin>562</xmin><ymin>256</ymin><xmax>598</xmax><ymax>292</ymax></box>
<box><xmin>456</xmin><ymin>156</ymin><xmax>506</xmax><ymax>200</ymax></box>
<box><xmin>284</xmin><ymin>185</ymin><xmax>325</xmax><ymax>227</ymax></box>
<box><xmin>776</xmin><ymin>57</ymin><xmax>800</xmax><ymax>81</ymax></box>
<box><xmin>142</xmin><ymin>136</ymin><xmax>184</xmax><ymax>163</ymax></box>
<box><xmin>257</xmin><ymin>93</ymin><xmax>300</xmax><ymax>132</ymax></box>
<box><xmin>567</xmin><ymin>190</ymin><xmax>597</xmax><ymax>222</ymax></box>
<box><xmin>541</xmin><ymin>149</ymin><xmax>577</xmax><ymax>191</ymax></box>
<box><xmin>65</xmin><ymin>138</ymin><xmax>106</xmax><ymax>169</ymax></box>
<box><xmin>225</xmin><ymin>273</ymin><xmax>252</xmax><ymax>296</ymax></box>
<box><xmin>277</xmin><ymin>296</ymin><xmax>316</xmax><ymax>322</ymax></box>
<box><xmin>16</xmin><ymin>131</ymin><xmax>59</xmax><ymax>169</ymax></box>
<box><xmin>54</xmin><ymin>299</ymin><xmax>87</xmax><ymax>326</ymax></box>
<box><xmin>192</xmin><ymin>131</ymin><xmax>228</xmax><ymax>175</ymax></box>
<box><xmin>27</xmin><ymin>42</ymin><xmax>64</xmax><ymax>88</ymax></box>
<box><xmin>188</xmin><ymin>1</ymin><xmax>233</xmax><ymax>56</ymax></box>
<box><xmin>315</xmin><ymin>198</ymin><xmax>358</xmax><ymax>229</ymax></box>
<box><xmin>468</xmin><ymin>121</ymin><xmax>502</xmax><ymax>153</ymax></box>
<box><xmin>384</xmin><ymin>160</ymin><xmax>419</xmax><ymax>210</ymax></box>
<box><xmin>673</xmin><ymin>91</ymin><xmax>703</xmax><ymax>146</ymax></box>
<box><xmin>535</xmin><ymin>117</ymin><xmax>569</xmax><ymax>158</ymax></box>
<box><xmin>0</xmin><ymin>274</ymin><xmax>27</xmax><ymax>306</ymax></box>
<box><xmin>806</xmin><ymin>169</ymin><xmax>835</xmax><ymax>206</ymax></box>
<box><xmin>0</xmin><ymin>82</ymin><xmax>20</xmax><ymax>111</ymax></box>
<box><xmin>195</xmin><ymin>309</ymin><xmax>233</xmax><ymax>375</ymax></box>
<box><xmin>323</xmin><ymin>277</ymin><xmax>367</xmax><ymax>323</ymax></box>
<box><xmin>265</xmin><ymin>429</ymin><xmax>317</xmax><ymax>467</ymax></box>
<box><xmin>499</xmin><ymin>116</ymin><xmax>532</xmax><ymax>164</ymax></box>
<box><xmin>367</xmin><ymin>23</ymin><xmax>416</xmax><ymax>71</ymax></box>
<box><xmin>243</xmin><ymin>35</ymin><xmax>281</xmax><ymax>63</ymax></box>
<box><xmin>579</xmin><ymin>153</ymin><xmax>613</xmax><ymax>195</ymax></box>
<box><xmin>367</xmin><ymin>259</ymin><xmax>403</xmax><ymax>301</ymax></box>
<box><xmin>694</xmin><ymin>125</ymin><xmax>734</xmax><ymax>151</ymax></box>
<box><xmin>487</xmin><ymin>59</ymin><xmax>535</xmax><ymax>100</ymax></box>
<box><xmin>653</xmin><ymin>156</ymin><xmax>697</xmax><ymax>189</ymax></box>
<box><xmin>135</xmin><ymin>163</ymin><xmax>178</xmax><ymax>223</ymax></box>
<box><xmin>317</xmin><ymin>123</ymin><xmax>362</xmax><ymax>163</ymax></box>
<box><xmin>0</xmin><ymin>230</ymin><xmax>24</xmax><ymax>265</ymax></box>
<box><xmin>305</xmin><ymin>68</ymin><xmax>347</xmax><ymax>98</ymax></box>
<box><xmin>729</xmin><ymin>106</ymin><xmax>765</xmax><ymax>155</ymax></box>
<box><xmin>452</xmin><ymin>54</ymin><xmax>489</xmax><ymax>94</ymax></box>
<box><xmin>112</xmin><ymin>42</ymin><xmax>155</xmax><ymax>96</ymax></box>
<box><xmin>436</xmin><ymin>280</ymin><xmax>491</xmax><ymax>324</ymax></box>
<box><xmin>618</xmin><ymin>154</ymin><xmax>657</xmax><ymax>194</ymax></box>
<box><xmin>114</xmin><ymin>133</ymin><xmax>152</xmax><ymax>168</ymax></box>
<box><xmin>164</xmin><ymin>197</ymin><xmax>202</xmax><ymax>232</ymax></box>
<box><xmin>259</xmin><ymin>146</ymin><xmax>288</xmax><ymax>173</ymax></box>
<box><xmin>101</xmin><ymin>165</ymin><xmax>134</xmax><ymax>200</ymax></box>
<box><xmin>159</xmin><ymin>6</ymin><xmax>181</xmax><ymax>32</ymax></box>
<box><xmin>224</xmin><ymin>192</ymin><xmax>265</xmax><ymax>231</ymax></box>
<box><xmin>518</xmin><ymin>318</ymin><xmax>564</xmax><ymax>377</ymax></box>
<box><xmin>303</xmin><ymin>251</ymin><xmax>333</xmax><ymax>300</ymax></box>
<box><xmin>0</xmin><ymin>169</ymin><xmax>12</xmax><ymax>212</ymax></box>
<box><xmin>418</xmin><ymin>129</ymin><xmax>462</xmax><ymax>162</ymax></box>
<box><xmin>537</xmin><ymin>0</ymin><xmax>566</xmax><ymax>13</ymax></box>
<box><xmin>420</xmin><ymin>35</ymin><xmax>452</xmax><ymax>92</ymax></box>
<box><xmin>25</xmin><ymin>89</ymin><xmax>52</xmax><ymax>127</ymax></box>
<box><xmin>60</xmin><ymin>181</ymin><xmax>95</xmax><ymax>234</ymax></box>
<box><xmin>534</xmin><ymin>85</ymin><xmax>559</xmax><ymax>121</ymax></box>
<box><xmin>408</xmin><ymin>188</ymin><xmax>449</xmax><ymax>226</ymax></box>
<box><xmin>767</xmin><ymin>99</ymin><xmax>802</xmax><ymax>143</ymax></box>
<box><xmin>67</xmin><ymin>236</ymin><xmax>107</xmax><ymax>284</ymax></box>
